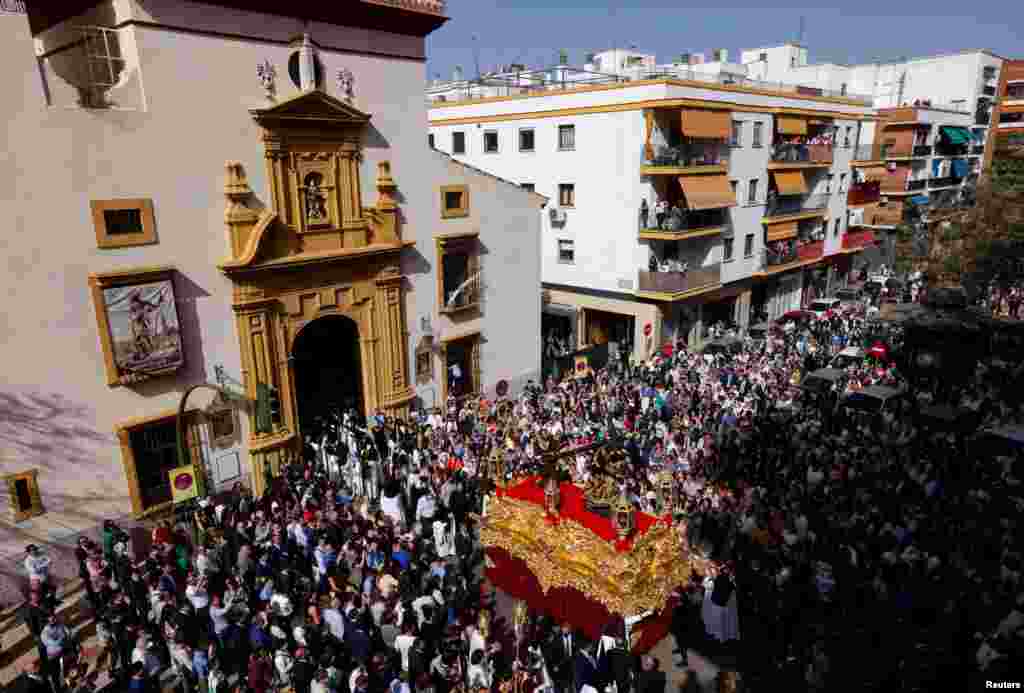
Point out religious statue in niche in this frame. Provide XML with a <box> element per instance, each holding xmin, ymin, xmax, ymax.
<box><xmin>303</xmin><ymin>172</ymin><xmax>328</xmax><ymax>224</ymax></box>
<box><xmin>257</xmin><ymin>59</ymin><xmax>276</xmax><ymax>101</ymax></box>
<box><xmin>336</xmin><ymin>68</ymin><xmax>355</xmax><ymax>103</ymax></box>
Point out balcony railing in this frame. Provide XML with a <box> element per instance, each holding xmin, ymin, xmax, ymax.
<box><xmin>642</xmin><ymin>207</ymin><xmax>728</xmax><ymax>236</ymax></box>
<box><xmin>935</xmin><ymin>144</ymin><xmax>969</xmax><ymax>157</ymax></box>
<box><xmin>637</xmin><ymin>264</ymin><xmax>721</xmax><ymax>295</ymax></box>
<box><xmin>798</xmin><ymin>240</ymin><xmax>825</xmax><ymax>261</ymax></box>
<box><xmin>762</xmin><ymin>246</ymin><xmax>799</xmax><ymax>268</ymax></box>
<box><xmin>971</xmin><ymin>144</ymin><xmax>985</xmax><ymax>155</ymax></box>
<box><xmin>627</xmin><ymin>68</ymin><xmax>873</xmax><ymax>104</ymax></box>
<box><xmin>882</xmin><ymin>144</ymin><xmax>913</xmax><ymax>158</ymax></box>
<box><xmin>843</xmin><ymin>229</ymin><xmax>875</xmax><ymax>249</ymax></box>
<box><xmin>864</xmin><ymin>203</ymin><xmax>904</xmax><ymax>226</ymax></box>
<box><xmin>929</xmin><ymin>177</ymin><xmax>960</xmax><ymax>188</ymax></box>
<box><xmin>646</xmin><ymin>143</ymin><xmax>728</xmax><ymax>168</ymax></box>
<box><xmin>441</xmin><ymin>274</ymin><xmax>481</xmax><ymax>313</ymax></box>
<box><xmin>907</xmin><ymin>179</ymin><xmax>927</xmax><ymax>191</ymax></box>
<box><xmin>364</xmin><ymin>0</ymin><xmax>446</xmax><ymax>14</ymax></box>
<box><xmin>847</xmin><ymin>181</ymin><xmax>881</xmax><ymax>205</ymax></box>
<box><xmin>765</xmin><ymin>193</ymin><xmax>830</xmax><ymax>218</ymax></box>
<box><xmin>913</xmin><ymin>145</ymin><xmax>933</xmax><ymax>157</ymax></box>
<box><xmin>770</xmin><ymin>143</ymin><xmax>833</xmax><ymax>164</ymax></box>
<box><xmin>983</xmin><ymin>85</ymin><xmax>997</xmax><ymax>97</ymax></box>
<box><xmin>852</xmin><ymin>144</ymin><xmax>879</xmax><ymax>161</ymax></box>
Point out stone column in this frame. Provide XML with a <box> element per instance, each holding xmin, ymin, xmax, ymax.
<box><xmin>374</xmin><ymin>268</ymin><xmax>415</xmax><ymax>416</ymax></box>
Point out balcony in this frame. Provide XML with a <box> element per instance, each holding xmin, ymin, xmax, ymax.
<box><xmin>907</xmin><ymin>179</ymin><xmax>927</xmax><ymax>191</ymax></box>
<box><xmin>882</xmin><ymin>145</ymin><xmax>914</xmax><ymax>159</ymax></box>
<box><xmin>798</xmin><ymin>240</ymin><xmax>824</xmax><ymax>261</ymax></box>
<box><xmin>636</xmin><ymin>264</ymin><xmax>721</xmax><ymax>299</ymax></box>
<box><xmin>912</xmin><ymin>145</ymin><xmax>933</xmax><ymax>157</ymax></box>
<box><xmin>929</xmin><ymin>177</ymin><xmax>961</xmax><ymax>189</ymax></box>
<box><xmin>642</xmin><ymin>143</ymin><xmax>728</xmax><ymax>175</ymax></box>
<box><xmin>935</xmin><ymin>144</ymin><xmax>969</xmax><ymax>157</ymax></box>
<box><xmin>976</xmin><ymin>112</ymin><xmax>991</xmax><ymax>126</ymax></box>
<box><xmin>983</xmin><ymin>85</ymin><xmax>997</xmax><ymax>97</ymax></box>
<box><xmin>847</xmin><ymin>181</ymin><xmax>881</xmax><ymax>205</ymax></box>
<box><xmin>768</xmin><ymin>143</ymin><xmax>833</xmax><ymax>168</ymax></box>
<box><xmin>639</xmin><ymin>208</ymin><xmax>728</xmax><ymax>241</ymax></box>
<box><xmin>764</xmin><ymin>193</ymin><xmax>830</xmax><ymax>220</ymax></box>
<box><xmin>37</xmin><ymin>26</ymin><xmax>146</xmax><ymax>111</ymax></box>
<box><xmin>971</xmin><ymin>144</ymin><xmax>985</xmax><ymax>155</ymax></box>
<box><xmin>440</xmin><ymin>273</ymin><xmax>481</xmax><ymax>314</ymax></box>
<box><xmin>842</xmin><ymin>229</ymin><xmax>876</xmax><ymax>250</ymax></box>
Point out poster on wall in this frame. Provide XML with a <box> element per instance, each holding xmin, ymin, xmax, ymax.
<box><xmin>101</xmin><ymin>279</ymin><xmax>183</xmax><ymax>380</ymax></box>
<box><xmin>168</xmin><ymin>465</ymin><xmax>199</xmax><ymax>504</ymax></box>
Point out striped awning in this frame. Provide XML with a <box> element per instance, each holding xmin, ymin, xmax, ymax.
<box><xmin>766</xmin><ymin>220</ymin><xmax>799</xmax><ymax>242</ymax></box>
<box><xmin>773</xmin><ymin>170</ymin><xmax>808</xmax><ymax>195</ymax></box>
<box><xmin>680</xmin><ymin>109</ymin><xmax>732</xmax><ymax>139</ymax></box>
<box><xmin>678</xmin><ymin>174</ymin><xmax>737</xmax><ymax>210</ymax></box>
<box><xmin>777</xmin><ymin>116</ymin><xmax>808</xmax><ymax>136</ymax></box>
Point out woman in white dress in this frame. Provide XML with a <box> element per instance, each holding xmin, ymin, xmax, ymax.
<box><xmin>701</xmin><ymin>565</ymin><xmax>740</xmax><ymax>644</ymax></box>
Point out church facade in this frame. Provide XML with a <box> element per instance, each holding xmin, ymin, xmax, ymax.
<box><xmin>0</xmin><ymin>1</ymin><xmax>541</xmax><ymax>561</ymax></box>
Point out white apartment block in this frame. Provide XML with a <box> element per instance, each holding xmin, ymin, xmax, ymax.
<box><xmin>428</xmin><ymin>77</ymin><xmax>875</xmax><ymax>361</ymax></box>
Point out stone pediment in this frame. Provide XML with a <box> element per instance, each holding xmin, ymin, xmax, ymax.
<box><xmin>250</xmin><ymin>90</ymin><xmax>372</xmax><ymax>128</ymax></box>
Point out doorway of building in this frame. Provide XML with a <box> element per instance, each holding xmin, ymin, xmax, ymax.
<box><xmin>292</xmin><ymin>315</ymin><xmax>364</xmax><ymax>429</ymax></box>
<box><xmin>585</xmin><ymin>310</ymin><xmax>634</xmax><ymax>353</ymax></box>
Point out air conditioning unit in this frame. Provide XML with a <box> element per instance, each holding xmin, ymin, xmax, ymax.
<box><xmin>549</xmin><ymin>208</ymin><xmax>567</xmax><ymax>224</ymax></box>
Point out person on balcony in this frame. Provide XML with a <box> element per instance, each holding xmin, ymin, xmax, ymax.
<box><xmin>655</xmin><ymin>199</ymin><xmax>668</xmax><ymax>229</ymax></box>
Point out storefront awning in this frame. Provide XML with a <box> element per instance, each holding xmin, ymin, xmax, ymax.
<box><xmin>772</xmin><ymin>170</ymin><xmax>808</xmax><ymax>195</ymax></box>
<box><xmin>776</xmin><ymin>116</ymin><xmax>808</xmax><ymax>136</ymax></box>
<box><xmin>909</xmin><ymin>195</ymin><xmax>930</xmax><ymax>205</ymax></box>
<box><xmin>543</xmin><ymin>302</ymin><xmax>578</xmax><ymax>319</ymax></box>
<box><xmin>940</xmin><ymin>126</ymin><xmax>971</xmax><ymax>145</ymax></box>
<box><xmin>766</xmin><ymin>220</ymin><xmax>799</xmax><ymax>242</ymax></box>
<box><xmin>678</xmin><ymin>174</ymin><xmax>737</xmax><ymax>210</ymax></box>
<box><xmin>861</xmin><ymin>166</ymin><xmax>888</xmax><ymax>182</ymax></box>
<box><xmin>680</xmin><ymin>108</ymin><xmax>731</xmax><ymax>139</ymax></box>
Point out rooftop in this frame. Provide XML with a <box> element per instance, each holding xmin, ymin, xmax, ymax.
<box><xmin>427</xmin><ymin>64</ymin><xmax>874</xmax><ymax>108</ymax></box>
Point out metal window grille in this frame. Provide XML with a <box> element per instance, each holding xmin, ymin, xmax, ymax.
<box><xmin>78</xmin><ymin>26</ymin><xmax>126</xmax><ymax>108</ymax></box>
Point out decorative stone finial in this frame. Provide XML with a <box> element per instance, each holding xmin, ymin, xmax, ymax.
<box><xmin>337</xmin><ymin>68</ymin><xmax>354</xmax><ymax>103</ymax></box>
<box><xmin>256</xmin><ymin>60</ymin><xmax>276</xmax><ymax>102</ymax></box>
<box><xmin>224</xmin><ymin>161</ymin><xmax>251</xmax><ymax>199</ymax></box>
<box><xmin>298</xmin><ymin>32</ymin><xmax>317</xmax><ymax>92</ymax></box>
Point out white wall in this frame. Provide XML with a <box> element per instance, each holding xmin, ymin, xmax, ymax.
<box><xmin>430</xmin><ymin>109</ymin><xmax>646</xmax><ymax>295</ymax></box>
<box><xmin>405</xmin><ymin>152</ymin><xmax>543</xmax><ymax>408</ymax></box>
<box><xmin>724</xmin><ymin>112</ymin><xmax>773</xmax><ymax>281</ymax></box>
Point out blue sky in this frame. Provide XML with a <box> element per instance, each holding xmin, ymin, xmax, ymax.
<box><xmin>425</xmin><ymin>1</ymin><xmax>1021</xmax><ymax>80</ymax></box>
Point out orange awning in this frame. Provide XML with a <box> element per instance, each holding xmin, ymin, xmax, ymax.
<box><xmin>766</xmin><ymin>220</ymin><xmax>799</xmax><ymax>242</ymax></box>
<box><xmin>678</xmin><ymin>174</ymin><xmax>737</xmax><ymax>210</ymax></box>
<box><xmin>777</xmin><ymin>116</ymin><xmax>808</xmax><ymax>135</ymax></box>
<box><xmin>861</xmin><ymin>166</ymin><xmax>887</xmax><ymax>182</ymax></box>
<box><xmin>773</xmin><ymin>170</ymin><xmax>808</xmax><ymax>195</ymax></box>
<box><xmin>680</xmin><ymin>108</ymin><xmax>732</xmax><ymax>139</ymax></box>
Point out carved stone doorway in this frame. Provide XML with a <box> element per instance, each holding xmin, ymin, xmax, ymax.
<box><xmin>291</xmin><ymin>314</ymin><xmax>363</xmax><ymax>429</ymax></box>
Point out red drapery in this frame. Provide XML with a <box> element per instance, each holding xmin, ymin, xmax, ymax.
<box><xmin>488</xmin><ymin>476</ymin><xmax>676</xmax><ymax>652</ymax></box>
<box><xmin>485</xmin><ymin>546</ymin><xmax>673</xmax><ymax>653</ymax></box>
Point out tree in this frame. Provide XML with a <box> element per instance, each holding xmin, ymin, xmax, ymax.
<box><xmin>895</xmin><ymin>173</ymin><xmax>1024</xmax><ymax>287</ymax></box>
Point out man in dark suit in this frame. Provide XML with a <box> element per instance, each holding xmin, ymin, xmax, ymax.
<box><xmin>545</xmin><ymin>623</ymin><xmax>579</xmax><ymax>693</ymax></box>
<box><xmin>635</xmin><ymin>656</ymin><xmax>666</xmax><ymax>693</ymax></box>
<box><xmin>573</xmin><ymin>641</ymin><xmax>599</xmax><ymax>693</ymax></box>
<box><xmin>598</xmin><ymin>637</ymin><xmax>633</xmax><ymax>693</ymax></box>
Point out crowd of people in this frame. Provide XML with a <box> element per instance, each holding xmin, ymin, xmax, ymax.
<box><xmin>16</xmin><ymin>294</ymin><xmax>1024</xmax><ymax>693</ymax></box>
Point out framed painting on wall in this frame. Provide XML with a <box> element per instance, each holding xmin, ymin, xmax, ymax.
<box><xmin>89</xmin><ymin>266</ymin><xmax>185</xmax><ymax>387</ymax></box>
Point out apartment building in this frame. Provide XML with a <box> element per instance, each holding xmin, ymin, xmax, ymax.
<box><xmin>428</xmin><ymin>74</ymin><xmax>876</xmax><ymax>359</ymax></box>
<box><xmin>987</xmin><ymin>58</ymin><xmax>1024</xmax><ymax>184</ymax></box>
<box><xmin>743</xmin><ymin>44</ymin><xmax>1001</xmax><ymax>167</ymax></box>
<box><xmin>0</xmin><ymin>0</ymin><xmax>542</xmax><ymax>563</ymax></box>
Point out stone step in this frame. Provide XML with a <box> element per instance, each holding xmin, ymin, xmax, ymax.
<box><xmin>0</xmin><ymin>579</ymin><xmax>88</xmax><ymax>669</ymax></box>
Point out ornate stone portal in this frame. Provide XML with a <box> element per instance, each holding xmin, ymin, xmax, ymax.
<box><xmin>218</xmin><ymin>90</ymin><xmax>415</xmax><ymax>495</ymax></box>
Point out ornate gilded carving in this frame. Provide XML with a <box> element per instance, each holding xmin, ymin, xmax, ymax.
<box><xmin>480</xmin><ymin>495</ymin><xmax>703</xmax><ymax>616</ymax></box>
